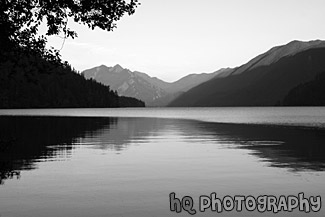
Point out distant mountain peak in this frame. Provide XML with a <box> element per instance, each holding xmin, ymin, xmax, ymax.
<box><xmin>82</xmin><ymin>64</ymin><xmax>226</xmax><ymax>106</ymax></box>
<box><xmin>233</xmin><ymin>39</ymin><xmax>325</xmax><ymax>75</ymax></box>
<box><xmin>98</xmin><ymin>64</ymin><xmax>108</xmax><ymax>68</ymax></box>
<box><xmin>96</xmin><ymin>64</ymin><xmax>109</xmax><ymax>71</ymax></box>
<box><xmin>113</xmin><ymin>64</ymin><xmax>123</xmax><ymax>69</ymax></box>
<box><xmin>169</xmin><ymin>39</ymin><xmax>325</xmax><ymax>107</ymax></box>
<box><xmin>272</xmin><ymin>39</ymin><xmax>325</xmax><ymax>57</ymax></box>
<box><xmin>109</xmin><ymin>64</ymin><xmax>124</xmax><ymax>73</ymax></box>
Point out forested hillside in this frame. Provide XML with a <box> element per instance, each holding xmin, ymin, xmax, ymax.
<box><xmin>0</xmin><ymin>50</ymin><xmax>144</xmax><ymax>108</ymax></box>
<box><xmin>169</xmin><ymin>41</ymin><xmax>325</xmax><ymax>107</ymax></box>
<box><xmin>0</xmin><ymin>0</ymin><xmax>144</xmax><ymax>108</ymax></box>
<box><xmin>282</xmin><ymin>70</ymin><xmax>325</xmax><ymax>106</ymax></box>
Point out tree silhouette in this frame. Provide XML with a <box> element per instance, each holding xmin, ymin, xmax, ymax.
<box><xmin>0</xmin><ymin>0</ymin><xmax>144</xmax><ymax>108</ymax></box>
<box><xmin>0</xmin><ymin>0</ymin><xmax>139</xmax><ymax>62</ymax></box>
<box><xmin>282</xmin><ymin>71</ymin><xmax>325</xmax><ymax>106</ymax></box>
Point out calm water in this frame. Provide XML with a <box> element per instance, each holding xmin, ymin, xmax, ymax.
<box><xmin>0</xmin><ymin>107</ymin><xmax>325</xmax><ymax>217</ymax></box>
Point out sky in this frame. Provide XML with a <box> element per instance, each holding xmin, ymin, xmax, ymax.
<box><xmin>46</xmin><ymin>0</ymin><xmax>325</xmax><ymax>82</ymax></box>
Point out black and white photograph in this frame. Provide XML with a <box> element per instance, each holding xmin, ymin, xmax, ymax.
<box><xmin>1</xmin><ymin>0</ymin><xmax>325</xmax><ymax>216</ymax></box>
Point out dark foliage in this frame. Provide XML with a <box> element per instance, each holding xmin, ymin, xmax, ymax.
<box><xmin>282</xmin><ymin>71</ymin><xmax>325</xmax><ymax>106</ymax></box>
<box><xmin>0</xmin><ymin>0</ymin><xmax>144</xmax><ymax>108</ymax></box>
<box><xmin>0</xmin><ymin>116</ymin><xmax>116</xmax><ymax>184</ymax></box>
<box><xmin>0</xmin><ymin>50</ymin><xmax>145</xmax><ymax>108</ymax></box>
<box><xmin>0</xmin><ymin>0</ymin><xmax>139</xmax><ymax>62</ymax></box>
<box><xmin>119</xmin><ymin>96</ymin><xmax>147</xmax><ymax>107</ymax></box>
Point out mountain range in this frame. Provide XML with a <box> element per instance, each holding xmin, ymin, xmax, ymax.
<box><xmin>82</xmin><ymin>65</ymin><xmax>230</xmax><ymax>106</ymax></box>
<box><xmin>0</xmin><ymin>50</ymin><xmax>145</xmax><ymax>109</ymax></box>
<box><xmin>170</xmin><ymin>40</ymin><xmax>325</xmax><ymax>106</ymax></box>
<box><xmin>82</xmin><ymin>40</ymin><xmax>325</xmax><ymax>107</ymax></box>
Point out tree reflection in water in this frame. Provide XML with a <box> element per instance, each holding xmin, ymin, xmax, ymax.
<box><xmin>1</xmin><ymin>116</ymin><xmax>325</xmax><ymax>185</ymax></box>
<box><xmin>0</xmin><ymin>116</ymin><xmax>116</xmax><ymax>184</ymax></box>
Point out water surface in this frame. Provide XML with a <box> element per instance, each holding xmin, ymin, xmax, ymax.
<box><xmin>0</xmin><ymin>108</ymin><xmax>325</xmax><ymax>216</ymax></box>
<box><xmin>2</xmin><ymin>107</ymin><xmax>325</xmax><ymax>127</ymax></box>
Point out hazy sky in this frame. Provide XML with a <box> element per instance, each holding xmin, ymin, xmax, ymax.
<box><xmin>46</xmin><ymin>0</ymin><xmax>325</xmax><ymax>82</ymax></box>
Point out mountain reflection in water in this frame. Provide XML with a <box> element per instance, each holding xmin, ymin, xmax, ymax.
<box><xmin>1</xmin><ymin>116</ymin><xmax>325</xmax><ymax>185</ymax></box>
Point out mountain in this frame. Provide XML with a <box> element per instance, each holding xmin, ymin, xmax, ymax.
<box><xmin>169</xmin><ymin>40</ymin><xmax>325</xmax><ymax>107</ymax></box>
<box><xmin>82</xmin><ymin>65</ymin><xmax>229</xmax><ymax>106</ymax></box>
<box><xmin>232</xmin><ymin>40</ymin><xmax>325</xmax><ymax>75</ymax></box>
<box><xmin>82</xmin><ymin>65</ymin><xmax>169</xmax><ymax>106</ymax></box>
<box><xmin>0</xmin><ymin>52</ymin><xmax>145</xmax><ymax>108</ymax></box>
<box><xmin>133</xmin><ymin>68</ymin><xmax>231</xmax><ymax>93</ymax></box>
<box><xmin>282</xmin><ymin>70</ymin><xmax>325</xmax><ymax>106</ymax></box>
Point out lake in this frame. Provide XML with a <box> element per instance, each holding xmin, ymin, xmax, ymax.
<box><xmin>0</xmin><ymin>107</ymin><xmax>325</xmax><ymax>217</ymax></box>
